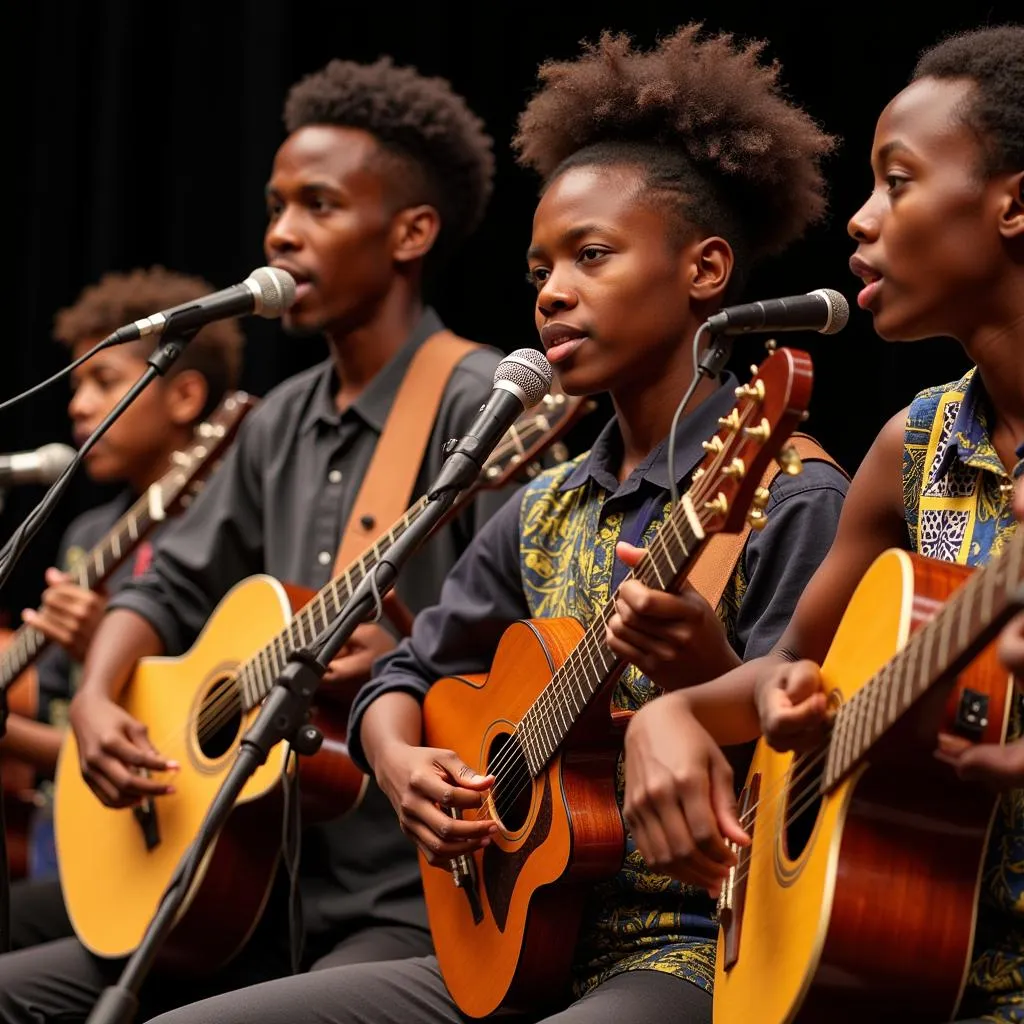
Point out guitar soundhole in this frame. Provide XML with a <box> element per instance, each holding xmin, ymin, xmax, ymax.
<box><xmin>783</xmin><ymin>751</ymin><xmax>823</xmax><ymax>860</ymax></box>
<box><xmin>486</xmin><ymin>732</ymin><xmax>531</xmax><ymax>833</ymax></box>
<box><xmin>196</xmin><ymin>675</ymin><xmax>243</xmax><ymax>760</ymax></box>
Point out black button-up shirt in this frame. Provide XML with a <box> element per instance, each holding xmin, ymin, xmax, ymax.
<box><xmin>110</xmin><ymin>309</ymin><xmax>521</xmax><ymax>938</ymax></box>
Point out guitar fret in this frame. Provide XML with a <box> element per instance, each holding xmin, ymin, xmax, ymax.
<box><xmin>127</xmin><ymin>516</ymin><xmax>139</xmax><ymax>542</ymax></box>
<box><xmin>937</xmin><ymin>607</ymin><xmax>955</xmax><ymax>681</ymax></box>
<box><xmin>849</xmin><ymin>690</ymin><xmax>867</xmax><ymax>766</ymax></box>
<box><xmin>901</xmin><ymin>638</ymin><xmax>918</xmax><ymax>713</ymax></box>
<box><xmin>93</xmin><ymin>549</ymin><xmax>105</xmax><ymax>577</ymax></box>
<box><xmin>956</xmin><ymin>577</ymin><xmax>975</xmax><ymax>655</ymax></box>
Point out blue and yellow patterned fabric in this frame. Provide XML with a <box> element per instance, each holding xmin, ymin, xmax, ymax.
<box><xmin>903</xmin><ymin>368</ymin><xmax>1023</xmax><ymax>1023</ymax></box>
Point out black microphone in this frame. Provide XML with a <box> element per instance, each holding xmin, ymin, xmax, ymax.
<box><xmin>0</xmin><ymin>443</ymin><xmax>76</xmax><ymax>488</ymax></box>
<box><xmin>109</xmin><ymin>267</ymin><xmax>297</xmax><ymax>344</ymax></box>
<box><xmin>705</xmin><ymin>288</ymin><xmax>849</xmax><ymax>336</ymax></box>
<box><xmin>429</xmin><ymin>348</ymin><xmax>554</xmax><ymax>495</ymax></box>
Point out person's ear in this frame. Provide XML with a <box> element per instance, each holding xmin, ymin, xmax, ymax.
<box><xmin>164</xmin><ymin>369</ymin><xmax>208</xmax><ymax>428</ymax></box>
<box><xmin>392</xmin><ymin>205</ymin><xmax>442</xmax><ymax>265</ymax></box>
<box><xmin>686</xmin><ymin>235</ymin><xmax>734</xmax><ymax>305</ymax></box>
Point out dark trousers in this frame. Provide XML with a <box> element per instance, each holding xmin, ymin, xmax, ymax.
<box><xmin>147</xmin><ymin>956</ymin><xmax>711</xmax><ymax>1024</ymax></box>
<box><xmin>0</xmin><ymin>916</ymin><xmax>431</xmax><ymax>1023</ymax></box>
<box><xmin>7</xmin><ymin>878</ymin><xmax>74</xmax><ymax>951</ymax></box>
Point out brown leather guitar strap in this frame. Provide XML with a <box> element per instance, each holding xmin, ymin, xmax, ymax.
<box><xmin>687</xmin><ymin>434</ymin><xmax>847</xmax><ymax>610</ymax></box>
<box><xmin>332</xmin><ymin>330</ymin><xmax>480</xmax><ymax>633</ymax></box>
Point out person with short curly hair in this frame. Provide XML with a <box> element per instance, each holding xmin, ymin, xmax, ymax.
<box><xmin>622</xmin><ymin>24</ymin><xmax>1023</xmax><ymax>1023</ymax></box>
<box><xmin>138</xmin><ymin>24</ymin><xmax>849</xmax><ymax>1024</ymax></box>
<box><xmin>0</xmin><ymin>264</ymin><xmax>243</xmax><ymax>940</ymax></box>
<box><xmin>0</xmin><ymin>56</ymin><xmax>517</xmax><ymax>1023</ymax></box>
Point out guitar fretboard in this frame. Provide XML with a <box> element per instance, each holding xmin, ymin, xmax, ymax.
<box><xmin>235</xmin><ymin>495</ymin><xmax>431</xmax><ymax>709</ymax></box>
<box><xmin>0</xmin><ymin>490</ymin><xmax>158</xmax><ymax>692</ymax></box>
<box><xmin>516</xmin><ymin>493</ymin><xmax>708</xmax><ymax>776</ymax></box>
<box><xmin>825</xmin><ymin>530</ymin><xmax>1024</xmax><ymax>789</ymax></box>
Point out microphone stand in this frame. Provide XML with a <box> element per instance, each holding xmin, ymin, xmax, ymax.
<box><xmin>0</xmin><ymin>687</ymin><xmax>9</xmax><ymax>954</ymax></box>
<box><xmin>0</xmin><ymin>329</ymin><xmax>199</xmax><ymax>594</ymax></box>
<box><xmin>0</xmin><ymin>328</ymin><xmax>199</xmax><ymax>957</ymax></box>
<box><xmin>86</xmin><ymin>473</ymin><xmax>468</xmax><ymax>1024</ymax></box>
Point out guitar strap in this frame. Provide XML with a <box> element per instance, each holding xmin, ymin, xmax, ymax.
<box><xmin>687</xmin><ymin>433</ymin><xmax>847</xmax><ymax>611</ymax></box>
<box><xmin>331</xmin><ymin>330</ymin><xmax>481</xmax><ymax>629</ymax></box>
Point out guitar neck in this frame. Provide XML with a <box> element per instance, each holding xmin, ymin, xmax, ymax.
<box><xmin>236</xmin><ymin>495</ymin><xmax>433</xmax><ymax>709</ymax></box>
<box><xmin>0</xmin><ymin>491</ymin><xmax>157</xmax><ymax>693</ymax></box>
<box><xmin>518</xmin><ymin>491</ymin><xmax>709</xmax><ymax>775</ymax></box>
<box><xmin>826</xmin><ymin>530</ymin><xmax>1024</xmax><ymax>788</ymax></box>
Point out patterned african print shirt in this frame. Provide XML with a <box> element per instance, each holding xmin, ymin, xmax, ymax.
<box><xmin>353</xmin><ymin>375</ymin><xmax>849</xmax><ymax>1002</ymax></box>
<box><xmin>903</xmin><ymin>368</ymin><xmax>1023</xmax><ymax>1024</ymax></box>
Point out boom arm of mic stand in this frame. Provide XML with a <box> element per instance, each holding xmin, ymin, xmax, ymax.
<box><xmin>85</xmin><ymin>484</ymin><xmax>462</xmax><ymax>1024</ymax></box>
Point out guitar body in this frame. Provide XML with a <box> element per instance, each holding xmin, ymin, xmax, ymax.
<box><xmin>714</xmin><ymin>550</ymin><xmax>1012</xmax><ymax>1024</ymax></box>
<box><xmin>0</xmin><ymin>627</ymin><xmax>40</xmax><ymax>879</ymax></box>
<box><xmin>54</xmin><ymin>575</ymin><xmax>366</xmax><ymax>973</ymax></box>
<box><xmin>422</xmin><ymin>619</ymin><xmax>626</xmax><ymax>1019</ymax></box>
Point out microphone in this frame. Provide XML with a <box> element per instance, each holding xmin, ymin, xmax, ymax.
<box><xmin>705</xmin><ymin>288</ymin><xmax>850</xmax><ymax>336</ymax></box>
<box><xmin>110</xmin><ymin>267</ymin><xmax>297</xmax><ymax>344</ymax></box>
<box><xmin>430</xmin><ymin>349</ymin><xmax>554</xmax><ymax>495</ymax></box>
<box><xmin>0</xmin><ymin>443</ymin><xmax>76</xmax><ymax>488</ymax></box>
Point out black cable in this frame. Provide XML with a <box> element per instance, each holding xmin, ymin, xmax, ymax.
<box><xmin>0</xmin><ymin>333</ymin><xmax>119</xmax><ymax>414</ymax></box>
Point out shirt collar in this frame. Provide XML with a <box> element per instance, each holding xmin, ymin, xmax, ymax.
<box><xmin>929</xmin><ymin>368</ymin><xmax>1010</xmax><ymax>484</ymax></box>
<box><xmin>299</xmin><ymin>307</ymin><xmax>446</xmax><ymax>435</ymax></box>
<box><xmin>558</xmin><ymin>373</ymin><xmax>740</xmax><ymax>494</ymax></box>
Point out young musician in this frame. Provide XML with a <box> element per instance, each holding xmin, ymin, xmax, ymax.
<box><xmin>145</xmin><ymin>25</ymin><xmax>847</xmax><ymax>1024</ymax></box>
<box><xmin>0</xmin><ymin>57</ymin><xmax>507</xmax><ymax>1020</ymax></box>
<box><xmin>1</xmin><ymin>266</ymin><xmax>242</xmax><ymax>945</ymax></box>
<box><xmin>620</xmin><ymin>25</ymin><xmax>1023</xmax><ymax>1023</ymax></box>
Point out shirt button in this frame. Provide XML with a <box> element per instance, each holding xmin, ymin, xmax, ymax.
<box><xmin>317</xmin><ymin>551</ymin><xmax>332</xmax><ymax>566</ymax></box>
<box><xmin>328</xmin><ymin>469</ymin><xmax>342</xmax><ymax>484</ymax></box>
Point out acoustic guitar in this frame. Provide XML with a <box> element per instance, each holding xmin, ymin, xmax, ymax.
<box><xmin>53</xmin><ymin>388</ymin><xmax>593</xmax><ymax>974</ymax></box>
<box><xmin>0</xmin><ymin>390</ymin><xmax>256</xmax><ymax>877</ymax></box>
<box><xmin>421</xmin><ymin>347</ymin><xmax>813</xmax><ymax>1018</ymax></box>
<box><xmin>713</xmin><ymin>533</ymin><xmax>1023</xmax><ymax>1023</ymax></box>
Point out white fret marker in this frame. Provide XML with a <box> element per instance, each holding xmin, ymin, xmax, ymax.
<box><xmin>148</xmin><ymin>485</ymin><xmax>166</xmax><ymax>521</ymax></box>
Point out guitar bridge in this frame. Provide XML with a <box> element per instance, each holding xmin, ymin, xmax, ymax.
<box><xmin>719</xmin><ymin>772</ymin><xmax>759</xmax><ymax>971</ymax></box>
<box><xmin>445</xmin><ymin>809</ymin><xmax>483</xmax><ymax>924</ymax></box>
<box><xmin>132</xmin><ymin>770</ymin><xmax>161</xmax><ymax>852</ymax></box>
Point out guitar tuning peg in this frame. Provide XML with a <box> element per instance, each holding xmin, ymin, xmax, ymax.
<box><xmin>717</xmin><ymin>409</ymin><xmax>740</xmax><ymax>431</ymax></box>
<box><xmin>752</xmin><ymin>486</ymin><xmax>771</xmax><ymax>510</ymax></box>
<box><xmin>764</xmin><ymin>338</ymin><xmax>777</xmax><ymax>352</ymax></box>
<box><xmin>550</xmin><ymin>442</ymin><xmax>568</xmax><ymax>462</ymax></box>
<box><xmin>776</xmin><ymin>445</ymin><xmax>803</xmax><ymax>476</ymax></box>
<box><xmin>747</xmin><ymin>508</ymin><xmax>768</xmax><ymax>531</ymax></box>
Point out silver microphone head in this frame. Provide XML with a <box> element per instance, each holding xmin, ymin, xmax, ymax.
<box><xmin>811</xmin><ymin>288</ymin><xmax>850</xmax><ymax>335</ymax></box>
<box><xmin>494</xmin><ymin>348</ymin><xmax>554</xmax><ymax>410</ymax></box>
<box><xmin>37</xmin><ymin>443</ymin><xmax>77</xmax><ymax>481</ymax></box>
<box><xmin>247</xmin><ymin>267</ymin><xmax>297</xmax><ymax>318</ymax></box>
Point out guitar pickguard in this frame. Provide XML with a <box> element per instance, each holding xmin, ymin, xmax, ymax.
<box><xmin>483</xmin><ymin>775</ymin><xmax>553</xmax><ymax>932</ymax></box>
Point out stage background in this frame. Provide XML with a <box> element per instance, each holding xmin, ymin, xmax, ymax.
<box><xmin>4</xmin><ymin>1</ymin><xmax>1020</xmax><ymax>622</ymax></box>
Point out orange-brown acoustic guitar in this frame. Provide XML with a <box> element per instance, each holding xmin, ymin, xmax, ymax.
<box><xmin>713</xmin><ymin>532</ymin><xmax>1023</xmax><ymax>1024</ymax></box>
<box><xmin>54</xmin><ymin>389</ymin><xmax>593</xmax><ymax>974</ymax></box>
<box><xmin>421</xmin><ymin>348</ymin><xmax>814</xmax><ymax>1018</ymax></box>
<box><xmin>0</xmin><ymin>390</ymin><xmax>256</xmax><ymax>877</ymax></box>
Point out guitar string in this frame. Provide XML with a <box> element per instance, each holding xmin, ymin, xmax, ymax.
<box><xmin>187</xmin><ymin>420</ymin><xmax>557</xmax><ymax>748</ymax></box>
<box><xmin>483</xmin><ymin>401</ymin><xmax>773</xmax><ymax>823</ymax></box>
<box><xmin>729</xmin><ymin>532</ymin><xmax>1021</xmax><ymax>840</ymax></box>
<box><xmin>721</xmin><ymin>556</ymin><xmax>1021</xmax><ymax>896</ymax></box>
<box><xmin>479</xmin><ymin>403</ymin><xmax>761</xmax><ymax>821</ymax></box>
<box><xmin>136</xmin><ymin>419</ymin><xmax>563</xmax><ymax>757</ymax></box>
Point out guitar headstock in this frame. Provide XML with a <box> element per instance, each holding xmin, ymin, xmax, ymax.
<box><xmin>156</xmin><ymin>391</ymin><xmax>258</xmax><ymax>511</ymax></box>
<box><xmin>477</xmin><ymin>383</ymin><xmax>596</xmax><ymax>490</ymax></box>
<box><xmin>688</xmin><ymin>347</ymin><xmax>813</xmax><ymax>535</ymax></box>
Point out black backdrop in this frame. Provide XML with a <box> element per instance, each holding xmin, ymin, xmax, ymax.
<box><xmin>3</xmin><ymin>1</ymin><xmax>1020</xmax><ymax>624</ymax></box>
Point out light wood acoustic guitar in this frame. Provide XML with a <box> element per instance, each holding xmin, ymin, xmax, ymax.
<box><xmin>713</xmin><ymin>532</ymin><xmax>1023</xmax><ymax>1023</ymax></box>
<box><xmin>53</xmin><ymin>388</ymin><xmax>593</xmax><ymax>974</ymax></box>
<box><xmin>421</xmin><ymin>347</ymin><xmax>814</xmax><ymax>1018</ymax></box>
<box><xmin>0</xmin><ymin>390</ymin><xmax>256</xmax><ymax>877</ymax></box>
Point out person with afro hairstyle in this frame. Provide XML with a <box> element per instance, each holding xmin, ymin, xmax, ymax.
<box><xmin>141</xmin><ymin>24</ymin><xmax>848</xmax><ymax>1024</ymax></box>
<box><xmin>623</xmin><ymin>23</ymin><xmax>1024</xmax><ymax>1023</ymax></box>
<box><xmin>0</xmin><ymin>57</ymin><xmax>516</xmax><ymax>1022</ymax></box>
<box><xmin>0</xmin><ymin>265</ymin><xmax>242</xmax><ymax>938</ymax></box>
